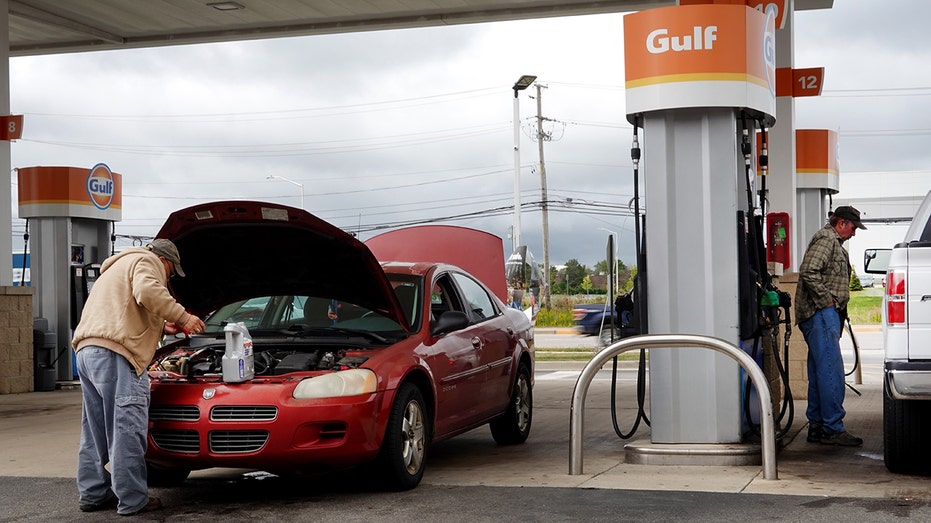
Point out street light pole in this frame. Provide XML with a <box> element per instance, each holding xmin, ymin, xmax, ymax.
<box><xmin>266</xmin><ymin>175</ymin><xmax>305</xmax><ymax>210</ymax></box>
<box><xmin>511</xmin><ymin>75</ymin><xmax>536</xmax><ymax>252</ymax></box>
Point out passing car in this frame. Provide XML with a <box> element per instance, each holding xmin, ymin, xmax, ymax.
<box><xmin>857</xmin><ymin>273</ymin><xmax>875</xmax><ymax>288</ymax></box>
<box><xmin>573</xmin><ymin>302</ymin><xmax>614</xmax><ymax>338</ymax></box>
<box><xmin>572</xmin><ymin>291</ymin><xmax>637</xmax><ymax>347</ymax></box>
<box><xmin>145</xmin><ymin>201</ymin><xmax>534</xmax><ymax>490</ymax></box>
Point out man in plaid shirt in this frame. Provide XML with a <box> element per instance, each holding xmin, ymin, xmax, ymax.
<box><xmin>795</xmin><ymin>205</ymin><xmax>866</xmax><ymax>447</ymax></box>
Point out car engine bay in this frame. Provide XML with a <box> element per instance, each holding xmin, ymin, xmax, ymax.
<box><xmin>151</xmin><ymin>339</ymin><xmax>371</xmax><ymax>380</ymax></box>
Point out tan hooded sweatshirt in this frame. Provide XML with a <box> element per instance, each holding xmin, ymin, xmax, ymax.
<box><xmin>72</xmin><ymin>247</ymin><xmax>191</xmax><ymax>376</ymax></box>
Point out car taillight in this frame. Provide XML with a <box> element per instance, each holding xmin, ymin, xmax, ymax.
<box><xmin>572</xmin><ymin>309</ymin><xmax>586</xmax><ymax>321</ymax></box>
<box><xmin>886</xmin><ymin>270</ymin><xmax>906</xmax><ymax>325</ymax></box>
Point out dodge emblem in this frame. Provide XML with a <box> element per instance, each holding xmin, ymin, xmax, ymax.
<box><xmin>203</xmin><ymin>388</ymin><xmax>216</xmax><ymax>400</ymax></box>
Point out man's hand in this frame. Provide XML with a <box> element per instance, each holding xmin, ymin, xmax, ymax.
<box><xmin>181</xmin><ymin>315</ymin><xmax>207</xmax><ymax>335</ymax></box>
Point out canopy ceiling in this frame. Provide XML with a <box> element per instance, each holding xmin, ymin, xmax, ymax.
<box><xmin>8</xmin><ymin>0</ymin><xmax>832</xmax><ymax>57</ymax></box>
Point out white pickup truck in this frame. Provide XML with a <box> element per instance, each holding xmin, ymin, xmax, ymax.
<box><xmin>864</xmin><ymin>189</ymin><xmax>931</xmax><ymax>474</ymax></box>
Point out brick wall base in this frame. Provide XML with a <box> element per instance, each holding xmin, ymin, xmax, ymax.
<box><xmin>0</xmin><ymin>286</ymin><xmax>35</xmax><ymax>394</ymax></box>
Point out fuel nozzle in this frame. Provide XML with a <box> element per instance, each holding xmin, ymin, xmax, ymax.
<box><xmin>631</xmin><ymin>126</ymin><xmax>641</xmax><ymax>169</ymax></box>
<box><xmin>759</xmin><ymin>124</ymin><xmax>769</xmax><ymax>176</ymax></box>
<box><xmin>741</xmin><ymin>127</ymin><xmax>752</xmax><ymax>165</ymax></box>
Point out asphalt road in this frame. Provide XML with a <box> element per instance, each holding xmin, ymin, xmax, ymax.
<box><xmin>3</xmin><ymin>327</ymin><xmax>915</xmax><ymax>522</ymax></box>
<box><xmin>3</xmin><ymin>473</ymin><xmax>930</xmax><ymax>522</ymax></box>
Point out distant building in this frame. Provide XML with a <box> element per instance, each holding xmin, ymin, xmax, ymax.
<box><xmin>11</xmin><ymin>251</ymin><xmax>29</xmax><ymax>286</ymax></box>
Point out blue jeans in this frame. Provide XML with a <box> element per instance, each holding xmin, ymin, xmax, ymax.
<box><xmin>76</xmin><ymin>347</ymin><xmax>150</xmax><ymax>515</ymax></box>
<box><xmin>799</xmin><ymin>306</ymin><xmax>847</xmax><ymax>434</ymax></box>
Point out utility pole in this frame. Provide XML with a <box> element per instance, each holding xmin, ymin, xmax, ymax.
<box><xmin>535</xmin><ymin>83</ymin><xmax>551</xmax><ymax>309</ymax></box>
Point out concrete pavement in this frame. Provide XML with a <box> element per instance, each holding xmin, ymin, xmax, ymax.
<box><xmin>2</xmin><ymin>328</ymin><xmax>930</xmax><ymax>503</ymax></box>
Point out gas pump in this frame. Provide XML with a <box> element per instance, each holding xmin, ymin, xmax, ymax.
<box><xmin>615</xmin><ymin>3</ymin><xmax>794</xmax><ymax>451</ymax></box>
<box><xmin>70</xmin><ymin>262</ymin><xmax>101</xmax><ymax>329</ymax></box>
<box><xmin>795</xmin><ymin>129</ymin><xmax>839</xmax><ymax>246</ymax></box>
<box><xmin>17</xmin><ymin>164</ymin><xmax>123</xmax><ymax>382</ymax></box>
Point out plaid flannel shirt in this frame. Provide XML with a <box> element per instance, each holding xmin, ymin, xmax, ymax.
<box><xmin>795</xmin><ymin>223</ymin><xmax>851</xmax><ymax>325</ymax></box>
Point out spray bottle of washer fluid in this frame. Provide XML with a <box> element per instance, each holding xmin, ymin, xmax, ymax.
<box><xmin>222</xmin><ymin>322</ymin><xmax>254</xmax><ymax>383</ymax></box>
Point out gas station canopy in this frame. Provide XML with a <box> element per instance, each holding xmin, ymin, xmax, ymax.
<box><xmin>8</xmin><ymin>0</ymin><xmax>831</xmax><ymax>57</ymax></box>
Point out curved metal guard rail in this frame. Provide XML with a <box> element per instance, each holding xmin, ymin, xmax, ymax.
<box><xmin>569</xmin><ymin>333</ymin><xmax>777</xmax><ymax>480</ymax></box>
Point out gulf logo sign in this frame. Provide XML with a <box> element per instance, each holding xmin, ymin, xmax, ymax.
<box><xmin>624</xmin><ymin>4</ymin><xmax>776</xmax><ymax>123</ymax></box>
<box><xmin>17</xmin><ymin>165</ymin><xmax>122</xmax><ymax>221</ymax></box>
<box><xmin>87</xmin><ymin>163</ymin><xmax>115</xmax><ymax>210</ymax></box>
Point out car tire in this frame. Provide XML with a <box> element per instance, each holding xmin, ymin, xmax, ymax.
<box><xmin>376</xmin><ymin>383</ymin><xmax>429</xmax><ymax>491</ymax></box>
<box><xmin>883</xmin><ymin>378</ymin><xmax>931</xmax><ymax>474</ymax></box>
<box><xmin>490</xmin><ymin>362</ymin><xmax>533</xmax><ymax>445</ymax></box>
<box><xmin>146</xmin><ymin>462</ymin><xmax>190</xmax><ymax>487</ymax></box>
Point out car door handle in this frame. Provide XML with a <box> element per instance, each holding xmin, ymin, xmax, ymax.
<box><xmin>471</xmin><ymin>336</ymin><xmax>483</xmax><ymax>349</ymax></box>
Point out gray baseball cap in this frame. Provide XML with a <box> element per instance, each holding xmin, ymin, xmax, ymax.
<box><xmin>146</xmin><ymin>238</ymin><xmax>186</xmax><ymax>277</ymax></box>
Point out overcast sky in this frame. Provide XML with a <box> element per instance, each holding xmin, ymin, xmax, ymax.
<box><xmin>8</xmin><ymin>0</ymin><xmax>930</xmax><ymax>269</ymax></box>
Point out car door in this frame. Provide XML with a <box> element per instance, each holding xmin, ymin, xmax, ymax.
<box><xmin>427</xmin><ymin>273</ymin><xmax>489</xmax><ymax>435</ymax></box>
<box><xmin>449</xmin><ymin>272</ymin><xmax>514</xmax><ymax>415</ymax></box>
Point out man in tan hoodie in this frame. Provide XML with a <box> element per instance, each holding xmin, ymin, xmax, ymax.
<box><xmin>72</xmin><ymin>239</ymin><xmax>205</xmax><ymax>516</ymax></box>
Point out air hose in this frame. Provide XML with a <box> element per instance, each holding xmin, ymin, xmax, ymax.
<box><xmin>610</xmin><ymin>120</ymin><xmax>650</xmax><ymax>440</ymax></box>
<box><xmin>843</xmin><ymin>317</ymin><xmax>863</xmax><ymax>396</ymax></box>
<box><xmin>19</xmin><ymin>219</ymin><xmax>29</xmax><ymax>286</ymax></box>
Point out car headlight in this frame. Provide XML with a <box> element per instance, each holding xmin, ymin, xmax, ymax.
<box><xmin>292</xmin><ymin>369</ymin><xmax>378</xmax><ymax>399</ymax></box>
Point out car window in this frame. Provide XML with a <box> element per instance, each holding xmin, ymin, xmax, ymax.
<box><xmin>204</xmin><ymin>294</ymin><xmax>406</xmax><ymax>334</ymax></box>
<box><xmin>388</xmin><ymin>274</ymin><xmax>423</xmax><ymax>332</ymax></box>
<box><xmin>451</xmin><ymin>272</ymin><xmax>498</xmax><ymax>322</ymax></box>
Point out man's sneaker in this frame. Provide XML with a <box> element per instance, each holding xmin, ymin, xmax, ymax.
<box><xmin>807</xmin><ymin>425</ymin><xmax>823</xmax><ymax>443</ymax></box>
<box><xmin>821</xmin><ymin>430</ymin><xmax>863</xmax><ymax>447</ymax></box>
<box><xmin>79</xmin><ymin>493</ymin><xmax>118</xmax><ymax>513</ymax></box>
<box><xmin>120</xmin><ymin>497</ymin><xmax>162</xmax><ymax>517</ymax></box>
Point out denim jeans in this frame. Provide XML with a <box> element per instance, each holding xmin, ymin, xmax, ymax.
<box><xmin>799</xmin><ymin>306</ymin><xmax>847</xmax><ymax>434</ymax></box>
<box><xmin>76</xmin><ymin>347</ymin><xmax>150</xmax><ymax>515</ymax></box>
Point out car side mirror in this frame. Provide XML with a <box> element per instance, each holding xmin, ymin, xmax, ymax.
<box><xmin>431</xmin><ymin>311</ymin><xmax>470</xmax><ymax>336</ymax></box>
<box><xmin>864</xmin><ymin>248</ymin><xmax>891</xmax><ymax>274</ymax></box>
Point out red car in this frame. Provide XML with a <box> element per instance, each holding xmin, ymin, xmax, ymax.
<box><xmin>145</xmin><ymin>201</ymin><xmax>534</xmax><ymax>490</ymax></box>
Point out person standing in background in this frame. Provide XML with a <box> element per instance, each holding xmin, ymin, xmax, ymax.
<box><xmin>795</xmin><ymin>206</ymin><xmax>866</xmax><ymax>447</ymax></box>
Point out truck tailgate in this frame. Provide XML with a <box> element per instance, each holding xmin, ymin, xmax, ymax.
<box><xmin>908</xmin><ymin>247</ymin><xmax>931</xmax><ymax>359</ymax></box>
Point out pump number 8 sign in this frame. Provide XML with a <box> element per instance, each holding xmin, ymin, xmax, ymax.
<box><xmin>0</xmin><ymin>115</ymin><xmax>23</xmax><ymax>140</ymax></box>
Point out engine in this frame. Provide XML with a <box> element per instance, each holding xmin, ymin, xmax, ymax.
<box><xmin>152</xmin><ymin>342</ymin><xmax>370</xmax><ymax>379</ymax></box>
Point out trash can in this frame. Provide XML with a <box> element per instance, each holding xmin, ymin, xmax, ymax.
<box><xmin>33</xmin><ymin>317</ymin><xmax>58</xmax><ymax>392</ymax></box>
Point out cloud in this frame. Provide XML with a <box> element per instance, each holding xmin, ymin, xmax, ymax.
<box><xmin>8</xmin><ymin>3</ymin><xmax>928</xmax><ymax>271</ymax></box>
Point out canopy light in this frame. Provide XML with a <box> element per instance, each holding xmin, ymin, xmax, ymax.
<box><xmin>207</xmin><ymin>2</ymin><xmax>245</xmax><ymax>11</ymax></box>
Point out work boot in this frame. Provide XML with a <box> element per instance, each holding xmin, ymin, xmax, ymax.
<box><xmin>806</xmin><ymin>424</ymin><xmax>823</xmax><ymax>443</ymax></box>
<box><xmin>821</xmin><ymin>430</ymin><xmax>863</xmax><ymax>447</ymax></box>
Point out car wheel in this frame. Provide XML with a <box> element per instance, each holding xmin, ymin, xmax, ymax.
<box><xmin>376</xmin><ymin>383</ymin><xmax>429</xmax><ymax>491</ymax></box>
<box><xmin>883</xmin><ymin>379</ymin><xmax>931</xmax><ymax>474</ymax></box>
<box><xmin>490</xmin><ymin>362</ymin><xmax>533</xmax><ymax>445</ymax></box>
<box><xmin>146</xmin><ymin>462</ymin><xmax>190</xmax><ymax>487</ymax></box>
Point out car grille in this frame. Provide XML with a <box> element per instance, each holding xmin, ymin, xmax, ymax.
<box><xmin>151</xmin><ymin>429</ymin><xmax>200</xmax><ymax>453</ymax></box>
<box><xmin>210</xmin><ymin>405</ymin><xmax>278</xmax><ymax>421</ymax></box>
<box><xmin>209</xmin><ymin>431</ymin><xmax>269</xmax><ymax>453</ymax></box>
<box><xmin>149</xmin><ymin>405</ymin><xmax>200</xmax><ymax>421</ymax></box>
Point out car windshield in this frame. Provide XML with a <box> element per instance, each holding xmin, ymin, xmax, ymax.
<box><xmin>202</xmin><ymin>274</ymin><xmax>423</xmax><ymax>335</ymax></box>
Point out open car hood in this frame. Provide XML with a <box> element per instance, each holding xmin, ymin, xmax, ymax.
<box><xmin>155</xmin><ymin>200</ymin><xmax>406</xmax><ymax>329</ymax></box>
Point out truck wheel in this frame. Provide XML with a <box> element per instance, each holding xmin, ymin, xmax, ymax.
<box><xmin>883</xmin><ymin>379</ymin><xmax>931</xmax><ymax>474</ymax></box>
